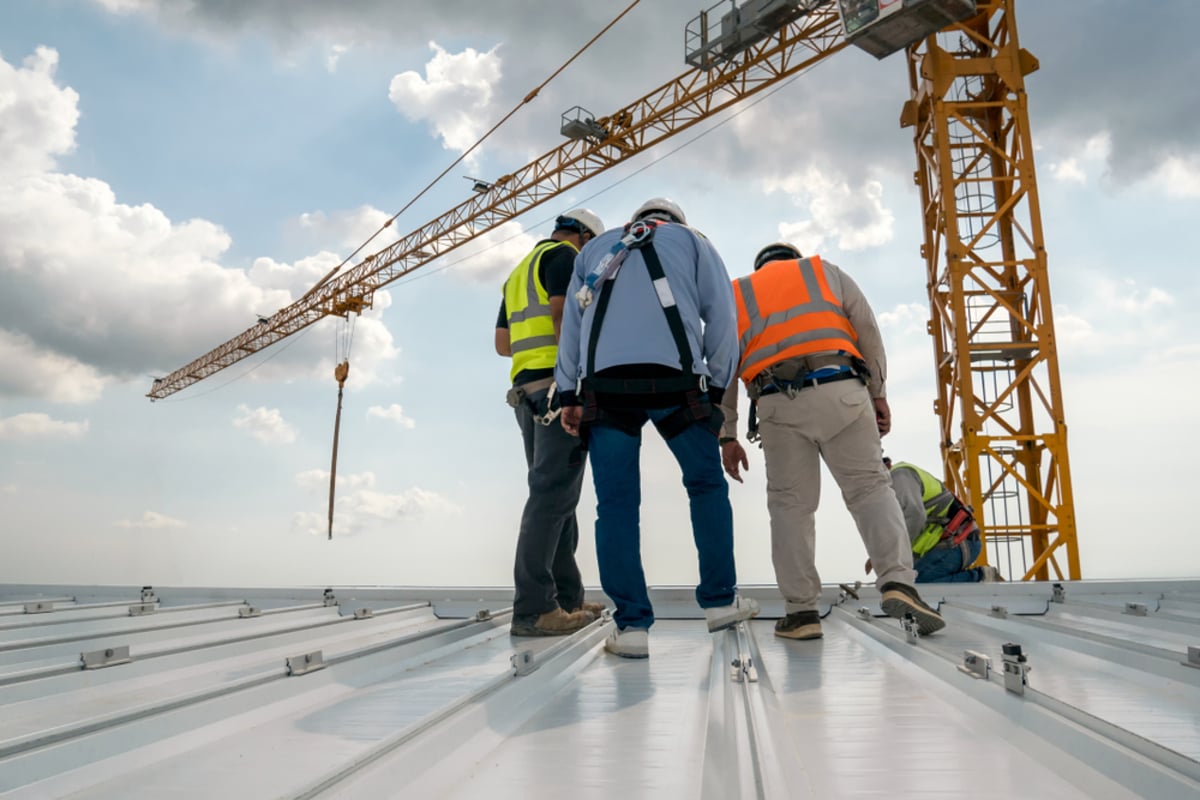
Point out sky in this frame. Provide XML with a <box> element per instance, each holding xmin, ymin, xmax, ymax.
<box><xmin>1</xmin><ymin>0</ymin><xmax>1198</xmax><ymax>590</ymax></box>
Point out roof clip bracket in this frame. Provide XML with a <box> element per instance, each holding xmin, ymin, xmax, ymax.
<box><xmin>901</xmin><ymin>613</ymin><xmax>920</xmax><ymax>643</ymax></box>
<box><xmin>990</xmin><ymin>604</ymin><xmax>1008</xmax><ymax>619</ymax></box>
<box><xmin>323</xmin><ymin>588</ymin><xmax>338</xmax><ymax>607</ymax></box>
<box><xmin>958</xmin><ymin>650</ymin><xmax>992</xmax><ymax>680</ymax></box>
<box><xmin>1123</xmin><ymin>602</ymin><xmax>1148</xmax><ymax>617</ymax></box>
<box><xmin>81</xmin><ymin>645</ymin><xmax>132</xmax><ymax>670</ymax></box>
<box><xmin>353</xmin><ymin>608</ymin><xmax>374</xmax><ymax>619</ymax></box>
<box><xmin>1182</xmin><ymin>646</ymin><xmax>1200</xmax><ymax>670</ymax></box>
<box><xmin>1051</xmin><ymin>583</ymin><xmax>1066</xmax><ymax>603</ymax></box>
<box><xmin>1001</xmin><ymin>643</ymin><xmax>1030</xmax><ymax>695</ymax></box>
<box><xmin>512</xmin><ymin>649</ymin><xmax>537</xmax><ymax>677</ymax></box>
<box><xmin>286</xmin><ymin>650</ymin><xmax>325</xmax><ymax>676</ymax></box>
<box><xmin>23</xmin><ymin>601</ymin><xmax>54</xmax><ymax>614</ymax></box>
<box><xmin>239</xmin><ymin>606</ymin><xmax>262</xmax><ymax>618</ymax></box>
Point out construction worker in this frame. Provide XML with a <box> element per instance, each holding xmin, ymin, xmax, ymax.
<box><xmin>719</xmin><ymin>242</ymin><xmax>945</xmax><ymax>641</ymax></box>
<box><xmin>496</xmin><ymin>208</ymin><xmax>607</xmax><ymax>637</ymax></box>
<box><xmin>877</xmin><ymin>457</ymin><xmax>1003</xmax><ymax>583</ymax></box>
<box><xmin>556</xmin><ymin>197</ymin><xmax>759</xmax><ymax>659</ymax></box>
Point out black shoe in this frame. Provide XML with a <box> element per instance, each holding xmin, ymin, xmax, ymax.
<box><xmin>879</xmin><ymin>582</ymin><xmax>945</xmax><ymax>635</ymax></box>
<box><xmin>774</xmin><ymin>610</ymin><xmax>822</xmax><ymax>640</ymax></box>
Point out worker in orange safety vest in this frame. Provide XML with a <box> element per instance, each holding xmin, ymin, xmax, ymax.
<box><xmin>718</xmin><ymin>242</ymin><xmax>946</xmax><ymax>641</ymax></box>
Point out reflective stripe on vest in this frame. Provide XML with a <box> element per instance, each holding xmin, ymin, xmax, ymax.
<box><xmin>892</xmin><ymin>461</ymin><xmax>959</xmax><ymax>556</ymax></box>
<box><xmin>732</xmin><ymin>255</ymin><xmax>864</xmax><ymax>383</ymax></box>
<box><xmin>504</xmin><ymin>240</ymin><xmax>575</xmax><ymax>381</ymax></box>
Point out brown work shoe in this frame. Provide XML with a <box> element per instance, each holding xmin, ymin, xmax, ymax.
<box><xmin>578</xmin><ymin>600</ymin><xmax>607</xmax><ymax>617</ymax></box>
<box><xmin>879</xmin><ymin>582</ymin><xmax>945</xmax><ymax>635</ymax></box>
<box><xmin>510</xmin><ymin>606</ymin><xmax>594</xmax><ymax>637</ymax></box>
<box><xmin>774</xmin><ymin>610</ymin><xmax>822</xmax><ymax>640</ymax></box>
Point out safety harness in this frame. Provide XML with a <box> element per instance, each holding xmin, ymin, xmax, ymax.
<box><xmin>892</xmin><ymin>461</ymin><xmax>977</xmax><ymax>556</ymax></box>
<box><xmin>577</xmin><ymin>220</ymin><xmax>721</xmax><ymax>441</ymax></box>
<box><xmin>505</xmin><ymin>376</ymin><xmax>561</xmax><ymax>426</ymax></box>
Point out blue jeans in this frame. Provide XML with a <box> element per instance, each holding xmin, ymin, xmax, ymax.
<box><xmin>914</xmin><ymin>534</ymin><xmax>983</xmax><ymax>583</ymax></box>
<box><xmin>587</xmin><ymin>408</ymin><xmax>738</xmax><ymax>631</ymax></box>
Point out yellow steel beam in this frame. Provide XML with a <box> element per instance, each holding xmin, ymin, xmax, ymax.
<box><xmin>147</xmin><ymin>7</ymin><xmax>847</xmax><ymax>400</ymax></box>
<box><xmin>904</xmin><ymin>0</ymin><xmax>1080</xmax><ymax>580</ymax></box>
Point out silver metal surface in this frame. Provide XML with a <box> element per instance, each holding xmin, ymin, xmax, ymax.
<box><xmin>0</xmin><ymin>581</ymin><xmax>1197</xmax><ymax>798</ymax></box>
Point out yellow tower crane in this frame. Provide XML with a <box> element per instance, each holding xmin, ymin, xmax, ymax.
<box><xmin>147</xmin><ymin>0</ymin><xmax>1080</xmax><ymax>581</ymax></box>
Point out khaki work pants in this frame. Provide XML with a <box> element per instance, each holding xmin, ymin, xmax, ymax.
<box><xmin>757</xmin><ymin>379</ymin><xmax>916</xmax><ymax>613</ymax></box>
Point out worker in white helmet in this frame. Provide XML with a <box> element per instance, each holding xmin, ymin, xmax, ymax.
<box><xmin>718</xmin><ymin>242</ymin><xmax>946</xmax><ymax>641</ymax></box>
<box><xmin>555</xmin><ymin>197</ymin><xmax>759</xmax><ymax>659</ymax></box>
<box><xmin>497</xmin><ymin>208</ymin><xmax>607</xmax><ymax>637</ymax></box>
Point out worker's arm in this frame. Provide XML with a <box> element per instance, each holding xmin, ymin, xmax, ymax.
<box><xmin>832</xmin><ymin>264</ymin><xmax>888</xmax><ymax>400</ymax></box>
<box><xmin>693</xmin><ymin>233</ymin><xmax>740</xmax><ymax>392</ymax></box>
<box><xmin>541</xmin><ymin>245</ymin><xmax>576</xmax><ymax>343</ymax></box>
<box><xmin>554</xmin><ymin>251</ymin><xmax>586</xmax><ymax>406</ymax></box>
<box><xmin>494</xmin><ymin>301</ymin><xmax>511</xmax><ymax>356</ymax></box>
<box><xmin>890</xmin><ymin>467</ymin><xmax>926</xmax><ymax>543</ymax></box>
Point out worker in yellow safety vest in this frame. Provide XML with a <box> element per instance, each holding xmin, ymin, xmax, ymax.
<box><xmin>719</xmin><ymin>242</ymin><xmax>946</xmax><ymax>641</ymax></box>
<box><xmin>496</xmin><ymin>208</ymin><xmax>608</xmax><ymax>637</ymax></box>
<box><xmin>881</xmin><ymin>457</ymin><xmax>1003</xmax><ymax>583</ymax></box>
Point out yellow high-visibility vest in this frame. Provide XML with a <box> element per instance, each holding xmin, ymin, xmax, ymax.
<box><xmin>892</xmin><ymin>461</ymin><xmax>960</xmax><ymax>556</ymax></box>
<box><xmin>503</xmin><ymin>240</ymin><xmax>576</xmax><ymax>381</ymax></box>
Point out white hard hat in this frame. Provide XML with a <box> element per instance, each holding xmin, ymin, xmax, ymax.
<box><xmin>753</xmin><ymin>241</ymin><xmax>802</xmax><ymax>270</ymax></box>
<box><xmin>556</xmin><ymin>208</ymin><xmax>605</xmax><ymax>239</ymax></box>
<box><xmin>631</xmin><ymin>197</ymin><xmax>686</xmax><ymax>225</ymax></box>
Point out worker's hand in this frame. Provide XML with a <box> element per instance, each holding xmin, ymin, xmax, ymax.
<box><xmin>864</xmin><ymin>558</ymin><xmax>873</xmax><ymax>575</ymax></box>
<box><xmin>561</xmin><ymin>406</ymin><xmax>583</xmax><ymax>437</ymax></box>
<box><xmin>721</xmin><ymin>440</ymin><xmax>749</xmax><ymax>483</ymax></box>
<box><xmin>873</xmin><ymin>398</ymin><xmax>892</xmax><ymax>437</ymax></box>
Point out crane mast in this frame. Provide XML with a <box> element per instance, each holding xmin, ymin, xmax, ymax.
<box><xmin>903</xmin><ymin>0</ymin><xmax>1080</xmax><ymax>579</ymax></box>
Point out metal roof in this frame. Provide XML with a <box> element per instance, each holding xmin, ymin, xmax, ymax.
<box><xmin>1</xmin><ymin>580</ymin><xmax>1198</xmax><ymax>798</ymax></box>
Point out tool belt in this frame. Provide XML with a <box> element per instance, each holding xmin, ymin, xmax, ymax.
<box><xmin>747</xmin><ymin>354</ymin><xmax>868</xmax><ymax>401</ymax></box>
<box><xmin>505</xmin><ymin>376</ymin><xmax>561</xmax><ymax>425</ymax></box>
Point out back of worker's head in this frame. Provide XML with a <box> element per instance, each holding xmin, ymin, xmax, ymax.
<box><xmin>753</xmin><ymin>241</ymin><xmax>802</xmax><ymax>271</ymax></box>
<box><xmin>631</xmin><ymin>197</ymin><xmax>686</xmax><ymax>225</ymax></box>
<box><xmin>555</xmin><ymin>208</ymin><xmax>605</xmax><ymax>242</ymax></box>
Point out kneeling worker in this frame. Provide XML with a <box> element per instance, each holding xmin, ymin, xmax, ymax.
<box><xmin>879</xmin><ymin>457</ymin><xmax>1004</xmax><ymax>583</ymax></box>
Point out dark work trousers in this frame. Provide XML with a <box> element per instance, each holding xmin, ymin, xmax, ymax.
<box><xmin>512</xmin><ymin>387</ymin><xmax>587</xmax><ymax>618</ymax></box>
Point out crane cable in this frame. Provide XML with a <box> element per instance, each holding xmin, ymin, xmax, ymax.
<box><xmin>323</xmin><ymin>0</ymin><xmax>642</xmax><ymax>538</ymax></box>
<box><xmin>302</xmin><ymin>0</ymin><xmax>643</xmax><ymax>303</ymax></box>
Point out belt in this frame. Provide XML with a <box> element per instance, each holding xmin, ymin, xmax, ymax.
<box><xmin>758</xmin><ymin>370</ymin><xmax>862</xmax><ymax>396</ymax></box>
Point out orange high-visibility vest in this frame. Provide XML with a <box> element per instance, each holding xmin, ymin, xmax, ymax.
<box><xmin>732</xmin><ymin>255</ymin><xmax>864</xmax><ymax>384</ymax></box>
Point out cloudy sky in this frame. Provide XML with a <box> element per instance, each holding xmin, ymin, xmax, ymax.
<box><xmin>1</xmin><ymin>0</ymin><xmax>1197</xmax><ymax>590</ymax></box>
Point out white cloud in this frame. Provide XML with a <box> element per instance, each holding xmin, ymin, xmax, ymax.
<box><xmin>0</xmin><ymin>483</ymin><xmax>15</xmax><ymax>494</ymax></box>
<box><xmin>367</xmin><ymin>403</ymin><xmax>416</xmax><ymax>428</ymax></box>
<box><xmin>1153</xmin><ymin>156</ymin><xmax>1200</xmax><ymax>198</ymax></box>
<box><xmin>115</xmin><ymin>510</ymin><xmax>185</xmax><ymax>529</ymax></box>
<box><xmin>438</xmin><ymin>220</ymin><xmax>535</xmax><ymax>284</ymax></box>
<box><xmin>877</xmin><ymin>302</ymin><xmax>927</xmax><ymax>336</ymax></box>
<box><xmin>0</xmin><ymin>330</ymin><xmax>106</xmax><ymax>403</ymax></box>
<box><xmin>233</xmin><ymin>404</ymin><xmax>297</xmax><ymax>444</ymax></box>
<box><xmin>0</xmin><ymin>412</ymin><xmax>88</xmax><ymax>440</ymax></box>
<box><xmin>0</xmin><ymin>47</ymin><xmax>78</xmax><ymax>182</ymax></box>
<box><xmin>325</xmin><ymin>44</ymin><xmax>348</xmax><ymax>73</ymax></box>
<box><xmin>296</xmin><ymin>204</ymin><xmax>397</xmax><ymax>252</ymax></box>
<box><xmin>0</xmin><ymin>48</ymin><xmax>401</xmax><ymax>402</ymax></box>
<box><xmin>1051</xmin><ymin>158</ymin><xmax>1087</xmax><ymax>184</ymax></box>
<box><xmin>1095</xmin><ymin>277</ymin><xmax>1174</xmax><ymax>315</ymax></box>
<box><xmin>765</xmin><ymin>167</ymin><xmax>894</xmax><ymax>253</ymax></box>
<box><xmin>292</xmin><ymin>468</ymin><xmax>458</xmax><ymax>536</ymax></box>
<box><xmin>388</xmin><ymin>41</ymin><xmax>502</xmax><ymax>155</ymax></box>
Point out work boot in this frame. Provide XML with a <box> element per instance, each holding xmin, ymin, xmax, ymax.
<box><xmin>704</xmin><ymin>595</ymin><xmax>761</xmax><ymax>632</ymax></box>
<box><xmin>604</xmin><ymin>627</ymin><xmax>649</xmax><ymax>659</ymax></box>
<box><xmin>978</xmin><ymin>565</ymin><xmax>1005</xmax><ymax>583</ymax></box>
<box><xmin>879</xmin><ymin>582</ymin><xmax>945</xmax><ymax>635</ymax></box>
<box><xmin>573</xmin><ymin>600</ymin><xmax>607</xmax><ymax>617</ymax></box>
<box><xmin>774</xmin><ymin>610</ymin><xmax>822</xmax><ymax>640</ymax></box>
<box><xmin>510</xmin><ymin>607</ymin><xmax>594</xmax><ymax>637</ymax></box>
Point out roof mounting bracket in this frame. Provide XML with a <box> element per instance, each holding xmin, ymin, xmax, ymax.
<box><xmin>81</xmin><ymin>645</ymin><xmax>132</xmax><ymax>670</ymax></box>
<box><xmin>990</xmin><ymin>605</ymin><xmax>1008</xmax><ymax>618</ymax></box>
<box><xmin>475</xmin><ymin>609</ymin><xmax>493</xmax><ymax>622</ymax></box>
<box><xmin>512</xmin><ymin>649</ymin><xmax>537</xmax><ymax>677</ymax></box>
<box><xmin>856</xmin><ymin>606</ymin><xmax>872</xmax><ymax>620</ymax></box>
<box><xmin>23</xmin><ymin>601</ymin><xmax>54</xmax><ymax>614</ymax></box>
<box><xmin>128</xmin><ymin>603</ymin><xmax>156</xmax><ymax>616</ymax></box>
<box><xmin>353</xmin><ymin>608</ymin><xmax>373</xmax><ymax>619</ymax></box>
<box><xmin>1051</xmin><ymin>583</ymin><xmax>1066</xmax><ymax>603</ymax></box>
<box><xmin>958</xmin><ymin>650</ymin><xmax>991</xmax><ymax>680</ymax></box>
<box><xmin>140</xmin><ymin>586</ymin><xmax>157</xmax><ymax>603</ymax></box>
<box><xmin>286</xmin><ymin>651</ymin><xmax>325</xmax><ymax>676</ymax></box>
<box><xmin>1183</xmin><ymin>646</ymin><xmax>1200</xmax><ymax>670</ymax></box>
<box><xmin>901</xmin><ymin>613</ymin><xmax>920</xmax><ymax>643</ymax></box>
<box><xmin>238</xmin><ymin>606</ymin><xmax>262</xmax><ymax>618</ymax></box>
<box><xmin>1124</xmin><ymin>602</ymin><xmax>1148</xmax><ymax>617</ymax></box>
<box><xmin>1001</xmin><ymin>643</ymin><xmax>1030</xmax><ymax>695</ymax></box>
<box><xmin>323</xmin><ymin>588</ymin><xmax>338</xmax><ymax>607</ymax></box>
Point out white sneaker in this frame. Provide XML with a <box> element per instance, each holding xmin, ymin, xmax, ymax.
<box><xmin>604</xmin><ymin>627</ymin><xmax>649</xmax><ymax>659</ymax></box>
<box><xmin>705</xmin><ymin>595</ymin><xmax>761</xmax><ymax>632</ymax></box>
